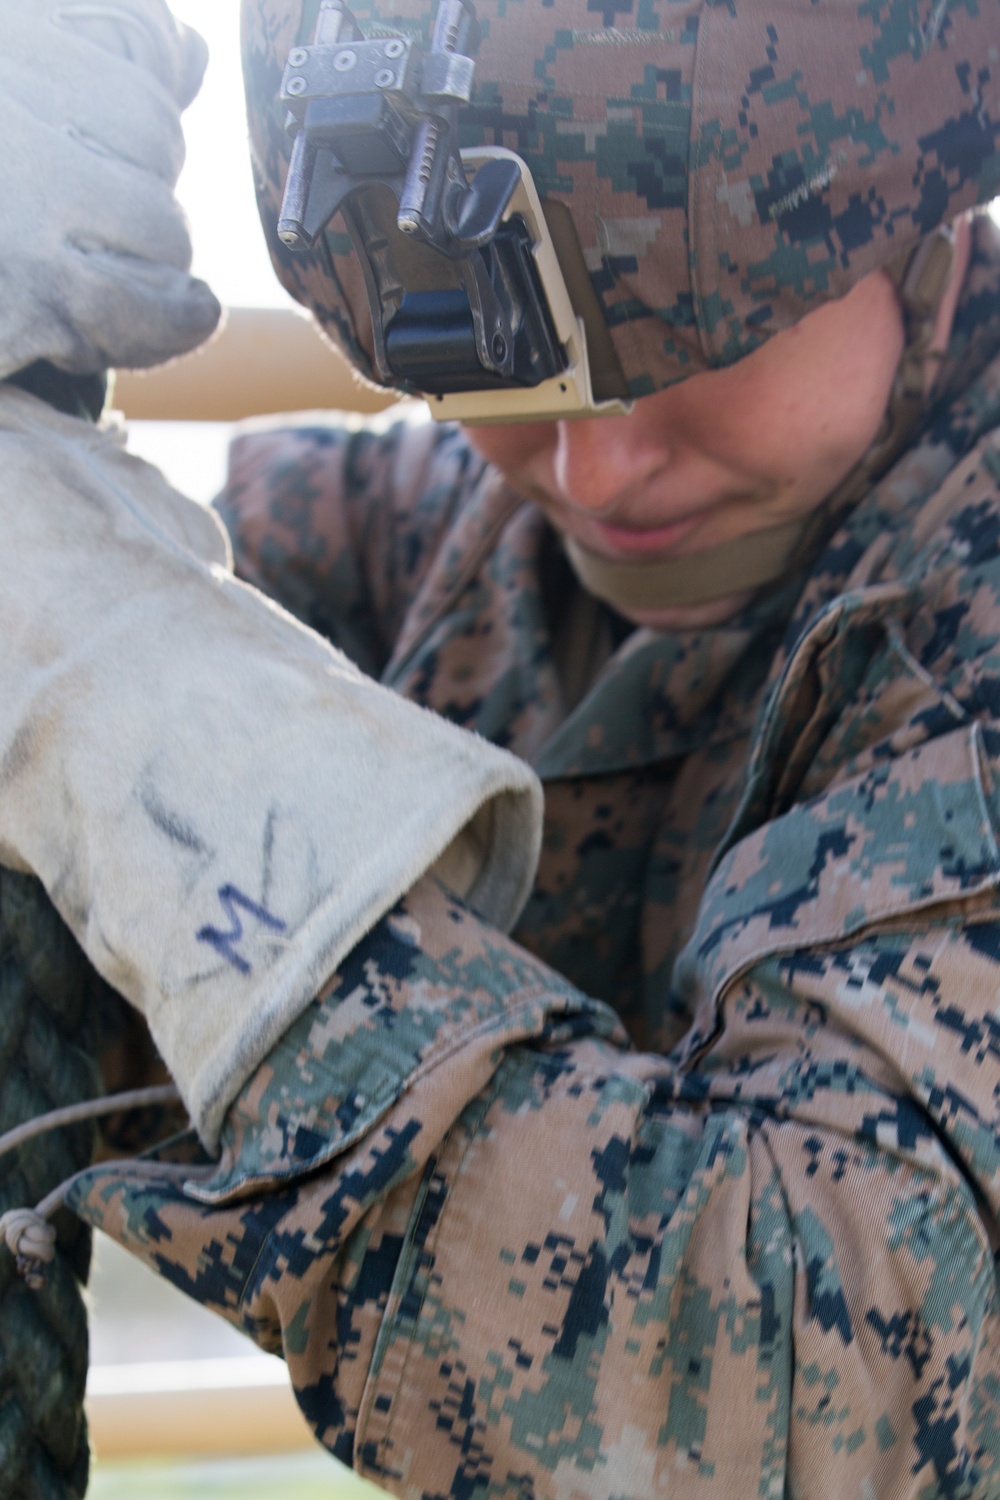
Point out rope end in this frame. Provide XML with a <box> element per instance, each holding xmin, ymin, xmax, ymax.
<box><xmin>0</xmin><ymin>1208</ymin><xmax>57</xmax><ymax>1289</ymax></box>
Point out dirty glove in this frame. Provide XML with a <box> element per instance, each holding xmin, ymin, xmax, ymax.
<box><xmin>0</xmin><ymin>385</ymin><xmax>543</xmax><ymax>1149</ymax></box>
<box><xmin>0</xmin><ymin>0</ymin><xmax>221</xmax><ymax>378</ymax></box>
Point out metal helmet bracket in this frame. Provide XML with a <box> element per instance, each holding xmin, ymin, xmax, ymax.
<box><xmin>277</xmin><ymin>0</ymin><xmax>630</xmax><ymax>421</ymax></box>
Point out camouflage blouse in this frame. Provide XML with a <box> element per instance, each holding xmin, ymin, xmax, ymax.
<box><xmin>72</xmin><ymin>221</ymin><xmax>1000</xmax><ymax>1499</ymax></box>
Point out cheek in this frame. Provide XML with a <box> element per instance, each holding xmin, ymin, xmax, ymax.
<box><xmin>760</xmin><ymin>279</ymin><xmax>905</xmax><ymax>466</ymax></box>
<box><xmin>463</xmin><ymin>422</ymin><xmax>557</xmax><ymax>478</ymax></box>
<box><xmin>684</xmin><ymin>308</ymin><xmax>902</xmax><ymax>486</ymax></box>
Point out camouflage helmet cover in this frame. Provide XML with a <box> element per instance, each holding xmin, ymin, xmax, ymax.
<box><xmin>242</xmin><ymin>0</ymin><xmax>1000</xmax><ymax>398</ymax></box>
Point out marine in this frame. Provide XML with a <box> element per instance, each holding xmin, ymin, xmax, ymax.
<box><xmin>1</xmin><ymin>0</ymin><xmax>1000</xmax><ymax>1496</ymax></box>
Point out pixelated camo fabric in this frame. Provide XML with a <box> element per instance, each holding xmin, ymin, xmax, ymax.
<box><xmin>243</xmin><ymin>0</ymin><xmax>1000</xmax><ymax>395</ymax></box>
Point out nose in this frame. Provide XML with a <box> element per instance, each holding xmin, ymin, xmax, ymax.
<box><xmin>552</xmin><ymin>413</ymin><xmax>668</xmax><ymax>515</ymax></box>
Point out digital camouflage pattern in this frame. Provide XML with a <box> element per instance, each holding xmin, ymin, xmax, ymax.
<box><xmin>241</xmin><ymin>0</ymin><xmax>1000</xmax><ymax>395</ymax></box>
<box><xmin>66</xmin><ymin>216</ymin><xmax>1000</xmax><ymax>1498</ymax></box>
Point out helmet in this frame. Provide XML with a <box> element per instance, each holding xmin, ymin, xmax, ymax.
<box><xmin>242</xmin><ymin>0</ymin><xmax>1000</xmax><ymax>418</ymax></box>
<box><xmin>239</xmin><ymin>0</ymin><xmax>999</xmax><ymax>610</ymax></box>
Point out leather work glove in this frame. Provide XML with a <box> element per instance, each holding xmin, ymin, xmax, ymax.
<box><xmin>0</xmin><ymin>384</ymin><xmax>543</xmax><ymax>1150</ymax></box>
<box><xmin>0</xmin><ymin>0</ymin><xmax>221</xmax><ymax>378</ymax></box>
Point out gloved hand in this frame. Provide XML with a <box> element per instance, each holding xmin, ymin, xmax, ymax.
<box><xmin>0</xmin><ymin>0</ymin><xmax>221</xmax><ymax>378</ymax></box>
<box><xmin>0</xmin><ymin>385</ymin><xmax>543</xmax><ymax>1149</ymax></box>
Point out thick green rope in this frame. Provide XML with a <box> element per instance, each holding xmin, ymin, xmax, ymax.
<box><xmin>0</xmin><ymin>869</ymin><xmax>102</xmax><ymax>1500</ymax></box>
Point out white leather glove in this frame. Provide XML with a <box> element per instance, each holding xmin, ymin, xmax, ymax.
<box><xmin>0</xmin><ymin>386</ymin><xmax>543</xmax><ymax>1149</ymax></box>
<box><xmin>0</xmin><ymin>0</ymin><xmax>221</xmax><ymax>378</ymax></box>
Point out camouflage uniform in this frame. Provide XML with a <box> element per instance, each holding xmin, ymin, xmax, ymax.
<box><xmin>65</xmin><ymin>216</ymin><xmax>1000</xmax><ymax>1498</ymax></box>
<box><xmin>241</xmin><ymin>0</ymin><xmax>1000</xmax><ymax>392</ymax></box>
<box><xmin>64</xmin><ymin>1</ymin><xmax>1000</xmax><ymax>1497</ymax></box>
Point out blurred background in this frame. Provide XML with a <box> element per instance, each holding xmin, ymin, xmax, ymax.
<box><xmin>171</xmin><ymin>0</ymin><xmax>294</xmax><ymax>314</ymax></box>
<box><xmin>123</xmin><ymin>0</ymin><xmax>292</xmax><ymax>503</ymax></box>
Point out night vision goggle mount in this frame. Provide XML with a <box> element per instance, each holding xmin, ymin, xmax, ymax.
<box><xmin>278</xmin><ymin>0</ymin><xmax>630</xmax><ymax>421</ymax></box>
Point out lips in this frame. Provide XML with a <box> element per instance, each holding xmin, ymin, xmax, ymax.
<box><xmin>587</xmin><ymin>515</ymin><xmax>703</xmax><ymax>557</ymax></box>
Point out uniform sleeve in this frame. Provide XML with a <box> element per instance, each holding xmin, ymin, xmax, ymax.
<box><xmin>215</xmin><ymin>413</ymin><xmax>488</xmax><ymax>678</ymax></box>
<box><xmin>68</xmin><ymin>869</ymin><xmax>1000</xmax><ymax>1498</ymax></box>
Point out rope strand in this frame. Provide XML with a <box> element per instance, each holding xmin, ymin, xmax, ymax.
<box><xmin>0</xmin><ymin>1084</ymin><xmax>181</xmax><ymax>1161</ymax></box>
<box><xmin>0</xmin><ymin>1084</ymin><xmax>185</xmax><ymax>1287</ymax></box>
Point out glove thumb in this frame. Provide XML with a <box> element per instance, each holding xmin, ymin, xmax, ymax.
<box><xmin>57</xmin><ymin>2</ymin><xmax>209</xmax><ymax>109</ymax></box>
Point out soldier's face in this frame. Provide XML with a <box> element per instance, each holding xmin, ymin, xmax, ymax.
<box><xmin>465</xmin><ymin>267</ymin><xmax>906</xmax><ymax>628</ymax></box>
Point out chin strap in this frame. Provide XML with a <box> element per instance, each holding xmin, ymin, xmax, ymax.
<box><xmin>565</xmin><ymin>227</ymin><xmax>958</xmax><ymax>616</ymax></box>
<box><xmin>564</xmin><ymin>517</ymin><xmax>806</xmax><ymax>614</ymax></box>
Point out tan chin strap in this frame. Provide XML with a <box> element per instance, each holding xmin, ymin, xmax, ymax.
<box><xmin>564</xmin><ymin>517</ymin><xmax>808</xmax><ymax>613</ymax></box>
